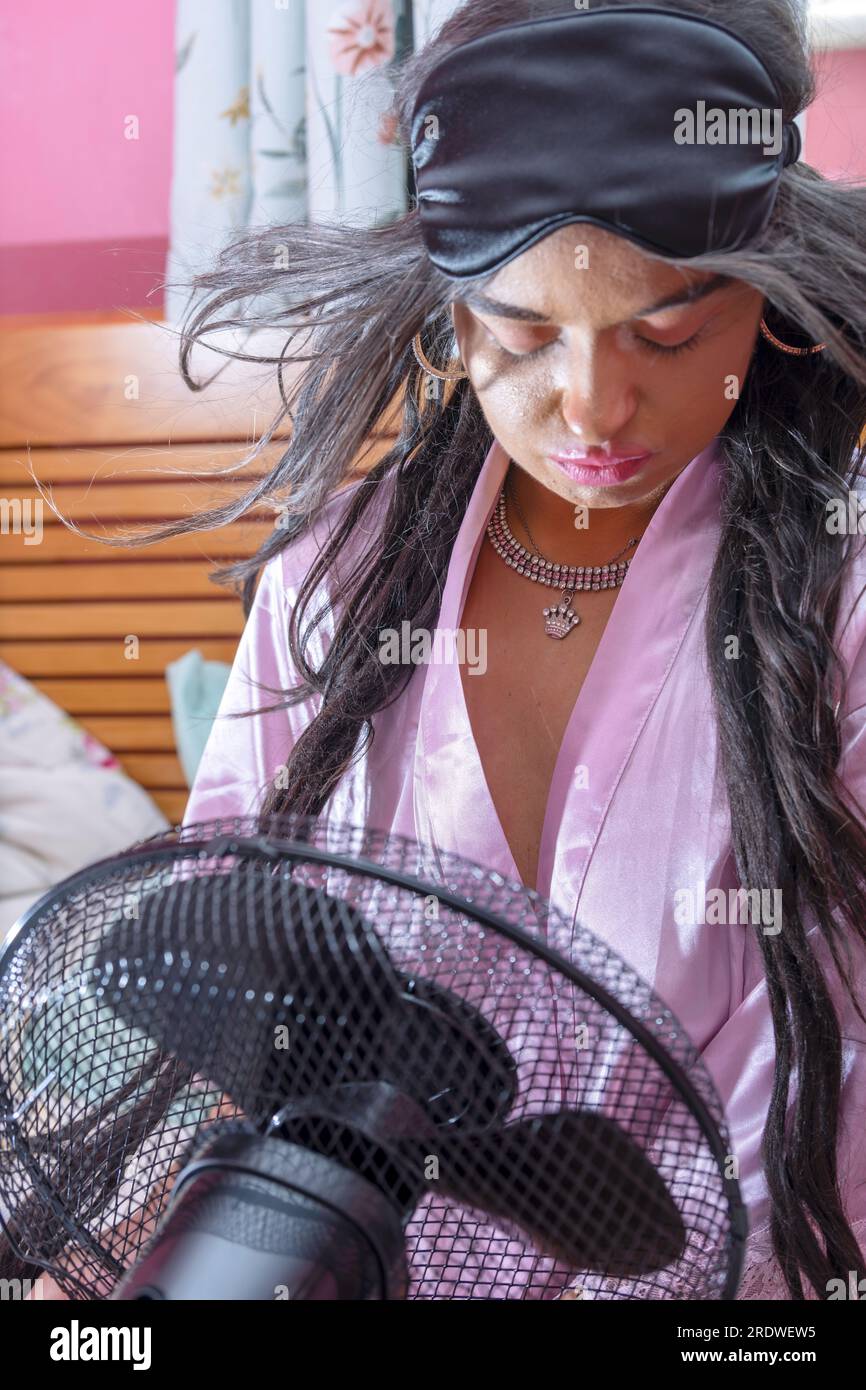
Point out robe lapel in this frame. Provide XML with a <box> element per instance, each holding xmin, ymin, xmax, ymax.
<box><xmin>414</xmin><ymin>439</ymin><xmax>517</xmax><ymax>883</ymax></box>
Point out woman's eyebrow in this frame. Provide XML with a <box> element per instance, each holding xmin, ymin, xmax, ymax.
<box><xmin>461</xmin><ymin>272</ymin><xmax>734</xmax><ymax>324</ymax></box>
<box><xmin>633</xmin><ymin>272</ymin><xmax>734</xmax><ymax>317</ymax></box>
<box><xmin>461</xmin><ymin>291</ymin><xmax>550</xmax><ymax>322</ymax></box>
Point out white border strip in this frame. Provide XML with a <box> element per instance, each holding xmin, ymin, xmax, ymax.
<box><xmin>810</xmin><ymin>0</ymin><xmax>866</xmax><ymax>50</ymax></box>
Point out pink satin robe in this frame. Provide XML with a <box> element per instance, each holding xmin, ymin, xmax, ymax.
<box><xmin>183</xmin><ymin>435</ymin><xmax>866</xmax><ymax>1300</ymax></box>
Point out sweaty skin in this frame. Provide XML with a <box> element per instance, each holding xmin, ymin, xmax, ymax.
<box><xmin>451</xmin><ymin>223</ymin><xmax>765</xmax><ymax>559</ymax></box>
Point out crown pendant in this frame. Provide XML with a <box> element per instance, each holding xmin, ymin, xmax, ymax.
<box><xmin>542</xmin><ymin>589</ymin><xmax>580</xmax><ymax>640</ymax></box>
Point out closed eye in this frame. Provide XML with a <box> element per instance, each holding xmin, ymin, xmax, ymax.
<box><xmin>636</xmin><ymin>328</ymin><xmax>707</xmax><ymax>357</ymax></box>
<box><xmin>484</xmin><ymin>328</ymin><xmax>556</xmax><ymax>361</ymax></box>
<box><xmin>487</xmin><ymin>325</ymin><xmax>708</xmax><ymax>361</ymax></box>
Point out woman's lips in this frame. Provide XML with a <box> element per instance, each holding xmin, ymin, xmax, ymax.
<box><xmin>547</xmin><ymin>450</ymin><xmax>655</xmax><ymax>486</ymax></box>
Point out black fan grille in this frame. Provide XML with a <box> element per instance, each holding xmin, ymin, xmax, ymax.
<box><xmin>0</xmin><ymin>814</ymin><xmax>745</xmax><ymax>1300</ymax></box>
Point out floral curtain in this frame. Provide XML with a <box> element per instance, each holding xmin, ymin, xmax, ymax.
<box><xmin>165</xmin><ymin>0</ymin><xmax>462</xmax><ymax>323</ymax></box>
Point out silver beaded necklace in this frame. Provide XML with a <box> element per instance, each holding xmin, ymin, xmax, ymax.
<box><xmin>486</xmin><ymin>468</ymin><xmax>640</xmax><ymax>640</ymax></box>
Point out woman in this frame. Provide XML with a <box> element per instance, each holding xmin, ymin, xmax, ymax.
<box><xmin>160</xmin><ymin>0</ymin><xmax>866</xmax><ymax>1299</ymax></box>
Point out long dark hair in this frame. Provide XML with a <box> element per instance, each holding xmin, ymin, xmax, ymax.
<box><xmin>109</xmin><ymin>0</ymin><xmax>866</xmax><ymax>1297</ymax></box>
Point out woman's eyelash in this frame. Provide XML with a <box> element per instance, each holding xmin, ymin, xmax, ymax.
<box><xmin>489</xmin><ymin>326</ymin><xmax>706</xmax><ymax>360</ymax></box>
<box><xmin>483</xmin><ymin>328</ymin><xmax>553</xmax><ymax>361</ymax></box>
<box><xmin>486</xmin><ymin>330</ymin><xmax>554</xmax><ymax>361</ymax></box>
<box><xmin>503</xmin><ymin>338</ymin><xmax>555</xmax><ymax>361</ymax></box>
<box><xmin>637</xmin><ymin>329</ymin><xmax>706</xmax><ymax>357</ymax></box>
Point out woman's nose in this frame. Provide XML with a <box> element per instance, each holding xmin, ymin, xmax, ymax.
<box><xmin>557</xmin><ymin>338</ymin><xmax>639</xmax><ymax>444</ymax></box>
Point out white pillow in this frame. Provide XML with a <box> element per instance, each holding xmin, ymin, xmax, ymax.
<box><xmin>0</xmin><ymin>659</ymin><xmax>168</xmax><ymax>944</ymax></box>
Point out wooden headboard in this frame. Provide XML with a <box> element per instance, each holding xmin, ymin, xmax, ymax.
<box><xmin>0</xmin><ymin>311</ymin><xmax>397</xmax><ymax>822</ymax></box>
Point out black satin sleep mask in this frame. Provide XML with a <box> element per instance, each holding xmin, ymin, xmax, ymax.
<box><xmin>409</xmin><ymin>5</ymin><xmax>802</xmax><ymax>279</ymax></box>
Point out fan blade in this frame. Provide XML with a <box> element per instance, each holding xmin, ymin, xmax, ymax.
<box><xmin>94</xmin><ymin>872</ymin><xmax>521</xmax><ymax>1133</ymax></box>
<box><xmin>92</xmin><ymin>872</ymin><xmax>410</xmax><ymax>1112</ymax></box>
<box><xmin>436</xmin><ymin>1110</ymin><xmax>686</xmax><ymax>1277</ymax></box>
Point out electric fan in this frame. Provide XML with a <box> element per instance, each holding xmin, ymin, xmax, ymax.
<box><xmin>0</xmin><ymin>814</ymin><xmax>747</xmax><ymax>1300</ymax></box>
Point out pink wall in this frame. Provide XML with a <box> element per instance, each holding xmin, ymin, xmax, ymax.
<box><xmin>0</xmin><ymin>0</ymin><xmax>175</xmax><ymax>312</ymax></box>
<box><xmin>808</xmin><ymin>46</ymin><xmax>866</xmax><ymax>180</ymax></box>
<box><xmin>0</xmin><ymin>3</ymin><xmax>863</xmax><ymax>315</ymax></box>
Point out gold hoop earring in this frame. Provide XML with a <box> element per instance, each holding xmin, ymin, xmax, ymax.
<box><xmin>412</xmin><ymin>330</ymin><xmax>469</xmax><ymax>381</ymax></box>
<box><xmin>760</xmin><ymin>317</ymin><xmax>827</xmax><ymax>356</ymax></box>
